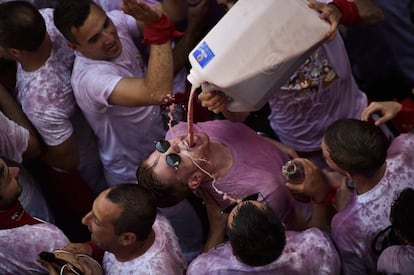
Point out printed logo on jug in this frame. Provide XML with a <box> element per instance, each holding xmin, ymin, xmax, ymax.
<box><xmin>193</xmin><ymin>42</ymin><xmax>215</xmax><ymax>69</ymax></box>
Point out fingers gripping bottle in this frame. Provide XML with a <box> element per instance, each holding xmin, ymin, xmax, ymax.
<box><xmin>282</xmin><ymin>160</ymin><xmax>310</xmax><ymax>202</ymax></box>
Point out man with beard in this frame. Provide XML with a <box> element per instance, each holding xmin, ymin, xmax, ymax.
<box><xmin>0</xmin><ymin>158</ymin><xmax>69</xmax><ymax>274</ymax></box>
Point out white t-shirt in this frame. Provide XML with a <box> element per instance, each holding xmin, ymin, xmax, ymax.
<box><xmin>94</xmin><ymin>0</ymin><xmax>160</xmax><ymax>11</ymax></box>
<box><xmin>0</xmin><ymin>111</ymin><xmax>29</xmax><ymax>163</ymax></box>
<box><xmin>16</xmin><ymin>9</ymin><xmax>106</xmax><ymax>193</ymax></box>
<box><xmin>103</xmin><ymin>214</ymin><xmax>187</xmax><ymax>274</ymax></box>
<box><xmin>377</xmin><ymin>245</ymin><xmax>414</xmax><ymax>275</ymax></box>
<box><xmin>71</xmin><ymin>10</ymin><xmax>166</xmax><ymax>185</ymax></box>
<box><xmin>0</xmin><ymin>222</ymin><xmax>69</xmax><ymax>274</ymax></box>
<box><xmin>331</xmin><ymin>133</ymin><xmax>414</xmax><ymax>274</ymax></box>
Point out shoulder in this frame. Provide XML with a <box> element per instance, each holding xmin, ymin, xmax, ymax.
<box><xmin>279</xmin><ymin>229</ymin><xmax>341</xmax><ymax>273</ymax></box>
<box><xmin>377</xmin><ymin>245</ymin><xmax>414</xmax><ymax>274</ymax></box>
<box><xmin>0</xmin><ymin>223</ymin><xmax>69</xmax><ymax>271</ymax></box>
<box><xmin>187</xmin><ymin>243</ymin><xmax>234</xmax><ymax>275</ymax></box>
<box><xmin>387</xmin><ymin>133</ymin><xmax>414</xmax><ymax>159</ymax></box>
<box><xmin>286</xmin><ymin>228</ymin><xmax>337</xmax><ymax>253</ymax></box>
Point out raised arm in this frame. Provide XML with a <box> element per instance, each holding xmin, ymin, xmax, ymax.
<box><xmin>109</xmin><ymin>0</ymin><xmax>174</xmax><ymax>106</ymax></box>
<box><xmin>308</xmin><ymin>0</ymin><xmax>384</xmax><ymax>40</ymax></box>
<box><xmin>171</xmin><ymin>0</ymin><xmax>211</xmax><ymax>74</ymax></box>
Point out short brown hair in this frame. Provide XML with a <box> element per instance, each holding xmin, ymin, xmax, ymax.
<box><xmin>106</xmin><ymin>184</ymin><xmax>156</xmax><ymax>240</ymax></box>
<box><xmin>0</xmin><ymin>1</ymin><xmax>46</xmax><ymax>51</ymax></box>
<box><xmin>137</xmin><ymin>161</ymin><xmax>190</xmax><ymax>208</ymax></box>
<box><xmin>324</xmin><ymin>119</ymin><xmax>389</xmax><ymax>178</ymax></box>
<box><xmin>54</xmin><ymin>0</ymin><xmax>101</xmax><ymax>44</ymax></box>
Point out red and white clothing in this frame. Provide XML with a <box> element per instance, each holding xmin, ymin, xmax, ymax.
<box><xmin>0</xmin><ymin>202</ymin><xmax>69</xmax><ymax>274</ymax></box>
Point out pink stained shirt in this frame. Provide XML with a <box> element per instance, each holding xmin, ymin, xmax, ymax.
<box><xmin>0</xmin><ymin>222</ymin><xmax>69</xmax><ymax>274</ymax></box>
<box><xmin>166</xmin><ymin>120</ymin><xmax>297</xmax><ymax>228</ymax></box>
<box><xmin>268</xmin><ymin>34</ymin><xmax>367</xmax><ymax>152</ymax></box>
<box><xmin>187</xmin><ymin>228</ymin><xmax>341</xmax><ymax>275</ymax></box>
<box><xmin>331</xmin><ymin>133</ymin><xmax>414</xmax><ymax>274</ymax></box>
<box><xmin>102</xmin><ymin>214</ymin><xmax>187</xmax><ymax>274</ymax></box>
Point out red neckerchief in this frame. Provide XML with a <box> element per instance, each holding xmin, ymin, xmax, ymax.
<box><xmin>0</xmin><ymin>201</ymin><xmax>41</xmax><ymax>229</ymax></box>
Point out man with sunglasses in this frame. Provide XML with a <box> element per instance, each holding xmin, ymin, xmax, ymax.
<box><xmin>187</xmin><ymin>189</ymin><xmax>341</xmax><ymax>274</ymax></box>
<box><xmin>138</xmin><ymin>119</ymin><xmax>306</xmax><ymax>231</ymax></box>
<box><xmin>286</xmin><ymin>119</ymin><xmax>414</xmax><ymax>274</ymax></box>
<box><xmin>53</xmin><ymin>0</ymin><xmax>211</xmax><ymax>186</ymax></box>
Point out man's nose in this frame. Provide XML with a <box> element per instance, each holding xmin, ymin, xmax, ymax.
<box><xmin>81</xmin><ymin>211</ymin><xmax>92</xmax><ymax>225</ymax></box>
<box><xmin>102</xmin><ymin>31</ymin><xmax>114</xmax><ymax>42</ymax></box>
<box><xmin>168</xmin><ymin>141</ymin><xmax>181</xmax><ymax>154</ymax></box>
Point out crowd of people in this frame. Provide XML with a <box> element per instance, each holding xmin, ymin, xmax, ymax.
<box><xmin>0</xmin><ymin>0</ymin><xmax>413</xmax><ymax>274</ymax></box>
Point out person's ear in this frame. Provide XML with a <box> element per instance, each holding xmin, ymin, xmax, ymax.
<box><xmin>187</xmin><ymin>171</ymin><xmax>203</xmax><ymax>190</ymax></box>
<box><xmin>8</xmin><ymin>48</ymin><xmax>21</xmax><ymax>59</ymax></box>
<box><xmin>119</xmin><ymin>232</ymin><xmax>136</xmax><ymax>246</ymax></box>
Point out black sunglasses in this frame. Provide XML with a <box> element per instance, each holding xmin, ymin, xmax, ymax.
<box><xmin>220</xmin><ymin>192</ymin><xmax>260</xmax><ymax>214</ymax></box>
<box><xmin>155</xmin><ymin>140</ymin><xmax>181</xmax><ymax>170</ymax></box>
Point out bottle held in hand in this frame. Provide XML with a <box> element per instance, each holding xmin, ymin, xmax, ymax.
<box><xmin>282</xmin><ymin>160</ymin><xmax>310</xmax><ymax>202</ymax></box>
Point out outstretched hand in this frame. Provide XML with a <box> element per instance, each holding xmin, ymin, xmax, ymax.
<box><xmin>122</xmin><ymin>0</ymin><xmax>161</xmax><ymax>23</ymax></box>
<box><xmin>361</xmin><ymin>101</ymin><xmax>402</xmax><ymax>126</ymax></box>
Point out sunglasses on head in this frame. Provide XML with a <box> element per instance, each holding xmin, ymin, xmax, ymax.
<box><xmin>155</xmin><ymin>140</ymin><xmax>181</xmax><ymax>170</ymax></box>
<box><xmin>220</xmin><ymin>192</ymin><xmax>260</xmax><ymax>214</ymax></box>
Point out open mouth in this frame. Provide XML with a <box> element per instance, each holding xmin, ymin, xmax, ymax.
<box><xmin>106</xmin><ymin>41</ymin><xmax>117</xmax><ymax>52</ymax></box>
<box><xmin>183</xmin><ymin>134</ymin><xmax>201</xmax><ymax>149</ymax></box>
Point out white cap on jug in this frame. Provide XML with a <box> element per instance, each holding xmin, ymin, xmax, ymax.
<box><xmin>187</xmin><ymin>68</ymin><xmax>202</xmax><ymax>89</ymax></box>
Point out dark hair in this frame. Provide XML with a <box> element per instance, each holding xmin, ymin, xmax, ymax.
<box><xmin>137</xmin><ymin>161</ymin><xmax>189</xmax><ymax>208</ymax></box>
<box><xmin>0</xmin><ymin>1</ymin><xmax>46</xmax><ymax>51</ymax></box>
<box><xmin>391</xmin><ymin>188</ymin><xmax>414</xmax><ymax>244</ymax></box>
<box><xmin>54</xmin><ymin>0</ymin><xmax>100</xmax><ymax>43</ymax></box>
<box><xmin>371</xmin><ymin>188</ymin><xmax>414</xmax><ymax>255</ymax></box>
<box><xmin>324</xmin><ymin>119</ymin><xmax>389</xmax><ymax>178</ymax></box>
<box><xmin>227</xmin><ymin>201</ymin><xmax>286</xmax><ymax>266</ymax></box>
<box><xmin>106</xmin><ymin>183</ymin><xmax>156</xmax><ymax>241</ymax></box>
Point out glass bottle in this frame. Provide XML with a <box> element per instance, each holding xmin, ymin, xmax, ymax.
<box><xmin>282</xmin><ymin>160</ymin><xmax>310</xmax><ymax>202</ymax></box>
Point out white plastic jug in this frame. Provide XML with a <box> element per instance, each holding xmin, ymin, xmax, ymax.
<box><xmin>187</xmin><ymin>0</ymin><xmax>330</xmax><ymax>112</ymax></box>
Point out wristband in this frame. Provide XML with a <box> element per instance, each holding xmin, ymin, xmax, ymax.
<box><xmin>143</xmin><ymin>14</ymin><xmax>184</xmax><ymax>45</ymax></box>
<box><xmin>330</xmin><ymin>0</ymin><xmax>361</xmax><ymax>25</ymax></box>
<box><xmin>86</xmin><ymin>240</ymin><xmax>105</xmax><ymax>264</ymax></box>
<box><xmin>311</xmin><ymin>185</ymin><xmax>339</xmax><ymax>205</ymax></box>
<box><xmin>392</xmin><ymin>97</ymin><xmax>414</xmax><ymax>133</ymax></box>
